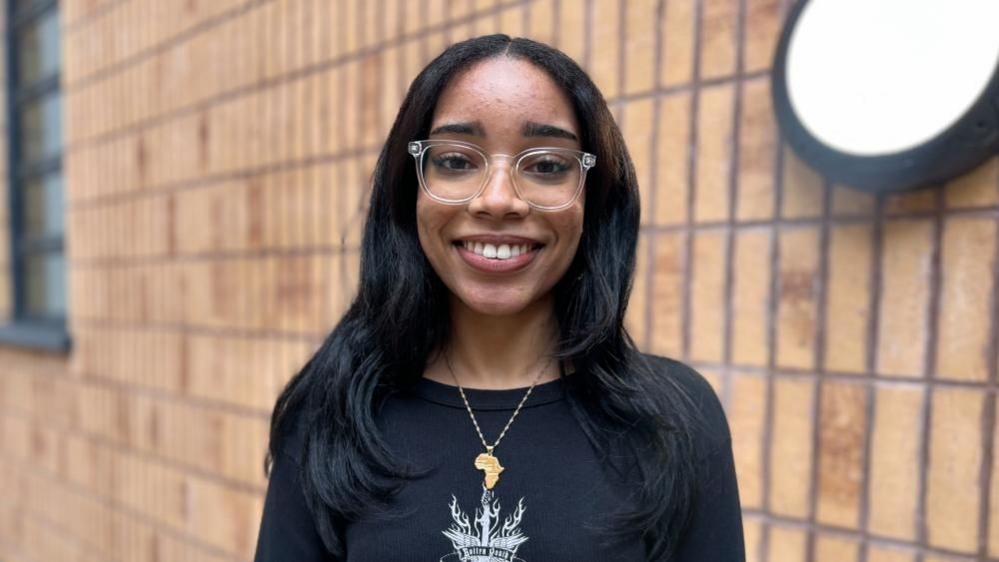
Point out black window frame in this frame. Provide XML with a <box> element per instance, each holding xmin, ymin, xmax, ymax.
<box><xmin>1</xmin><ymin>0</ymin><xmax>70</xmax><ymax>352</ymax></box>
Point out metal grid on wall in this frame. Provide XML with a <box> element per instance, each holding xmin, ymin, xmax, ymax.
<box><xmin>0</xmin><ymin>1</ymin><xmax>996</xmax><ymax>561</ymax></box>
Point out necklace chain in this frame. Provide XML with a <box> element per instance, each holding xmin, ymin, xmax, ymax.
<box><xmin>444</xmin><ymin>351</ymin><xmax>553</xmax><ymax>454</ymax></box>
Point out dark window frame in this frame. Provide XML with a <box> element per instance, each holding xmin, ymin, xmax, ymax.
<box><xmin>2</xmin><ymin>0</ymin><xmax>70</xmax><ymax>353</ymax></box>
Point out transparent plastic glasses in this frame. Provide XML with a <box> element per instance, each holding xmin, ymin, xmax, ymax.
<box><xmin>408</xmin><ymin>140</ymin><xmax>596</xmax><ymax>211</ymax></box>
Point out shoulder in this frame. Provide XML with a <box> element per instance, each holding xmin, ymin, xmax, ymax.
<box><xmin>635</xmin><ymin>352</ymin><xmax>732</xmax><ymax>458</ymax></box>
<box><xmin>273</xmin><ymin>399</ymin><xmax>312</xmax><ymax>467</ymax></box>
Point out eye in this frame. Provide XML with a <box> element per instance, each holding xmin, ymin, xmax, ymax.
<box><xmin>521</xmin><ymin>154</ymin><xmax>572</xmax><ymax>179</ymax></box>
<box><xmin>430</xmin><ymin>152</ymin><xmax>479</xmax><ymax>173</ymax></box>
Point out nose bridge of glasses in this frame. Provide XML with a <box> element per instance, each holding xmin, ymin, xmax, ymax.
<box><xmin>480</xmin><ymin>154</ymin><xmax>519</xmax><ymax>194</ymax></box>
<box><xmin>486</xmin><ymin>153</ymin><xmax>515</xmax><ymax>170</ymax></box>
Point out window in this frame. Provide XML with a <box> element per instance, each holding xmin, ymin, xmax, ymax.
<box><xmin>1</xmin><ymin>0</ymin><xmax>68</xmax><ymax>351</ymax></box>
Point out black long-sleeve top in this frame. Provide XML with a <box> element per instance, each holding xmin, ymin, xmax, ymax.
<box><xmin>253</xmin><ymin>354</ymin><xmax>745</xmax><ymax>561</ymax></box>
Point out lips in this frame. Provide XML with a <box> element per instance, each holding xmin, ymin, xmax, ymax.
<box><xmin>452</xmin><ymin>236</ymin><xmax>545</xmax><ymax>273</ymax></box>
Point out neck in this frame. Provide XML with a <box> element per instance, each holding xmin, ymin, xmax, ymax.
<box><xmin>425</xmin><ymin>294</ymin><xmax>563</xmax><ymax>390</ymax></box>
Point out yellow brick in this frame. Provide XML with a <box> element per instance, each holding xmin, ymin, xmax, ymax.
<box><xmin>527</xmin><ymin>0</ymin><xmax>556</xmax><ymax>45</ymax></box>
<box><xmin>649</xmin><ymin>232</ymin><xmax>686</xmax><ymax>357</ymax></box>
<box><xmin>923</xmin><ymin>556</ymin><xmax>967</xmax><ymax>562</ymax></box>
<box><xmin>769</xmin><ymin>377</ymin><xmax>814</xmax><ymax>517</ymax></box>
<box><xmin>654</xmin><ymin>93</ymin><xmax>692</xmax><ymax>225</ymax></box>
<box><xmin>776</xmin><ymin>227</ymin><xmax>819</xmax><ymax>370</ymax></box>
<box><xmin>731</xmin><ymin>228</ymin><xmax>771</xmax><ymax>367</ymax></box>
<box><xmin>816</xmin><ymin>380</ymin><xmax>866</xmax><ymax>528</ymax></box>
<box><xmin>186</xmin><ymin>406</ymin><xmax>228</xmax><ymax>475</ymax></box>
<box><xmin>24</xmin><ymin>518</ymin><xmax>78</xmax><ymax>562</ymax></box>
<box><xmin>591</xmin><ymin>0</ymin><xmax>621</xmax><ymax>99</ymax></box>
<box><xmin>884</xmin><ymin>188</ymin><xmax>938</xmax><ymax>214</ymax></box>
<box><xmin>729</xmin><ymin>373</ymin><xmax>766</xmax><ymax>508</ymax></box>
<box><xmin>187</xmin><ymin>476</ymin><xmax>264</xmax><ymax>558</ymax></box>
<box><xmin>825</xmin><ymin>224</ymin><xmax>873</xmax><ymax>374</ymax></box>
<box><xmin>991</xmin><ymin>394</ymin><xmax>999</xmax><ymax>558</ymax></box>
<box><xmin>781</xmin><ymin>147</ymin><xmax>824</xmax><ymax>219</ymax></box>
<box><xmin>830</xmin><ymin>185</ymin><xmax>876</xmax><ymax>217</ymax></box>
<box><xmin>497</xmin><ymin>5</ymin><xmax>524</xmax><ymax>36</ymax></box>
<box><xmin>322</xmin><ymin>163</ymin><xmax>345</xmax><ymax>248</ymax></box>
<box><xmin>926</xmin><ymin>387</ymin><xmax>984</xmax><ymax>553</ymax></box>
<box><xmin>743</xmin><ymin>0</ymin><xmax>781</xmax><ymax>73</ymax></box>
<box><xmin>935</xmin><ymin>217</ymin><xmax>996</xmax><ymax>381</ymax></box>
<box><xmin>876</xmin><ymin>220</ymin><xmax>933</xmax><ymax>377</ymax></box>
<box><xmin>624</xmin><ymin>0</ymin><xmax>657</xmax><ymax>95</ymax></box>
<box><xmin>341</xmin><ymin>60</ymin><xmax>361</xmax><ymax>150</ymax></box>
<box><xmin>221</xmin><ymin>414</ymin><xmax>270</xmax><ymax>487</ymax></box>
<box><xmin>380</xmin><ymin>46</ymin><xmax>404</xmax><ymax>139</ymax></box>
<box><xmin>700</xmin><ymin>0</ymin><xmax>738</xmax><ymax>79</ymax></box>
<box><xmin>364</xmin><ymin>0</ymin><xmax>384</xmax><ymax>45</ymax></box>
<box><xmin>694</xmin><ymin>83</ymin><xmax>735</xmax><ymax>223</ymax></box>
<box><xmin>768</xmin><ymin>525</ymin><xmax>807</xmax><ymax>562</ymax></box>
<box><xmin>868</xmin><ymin>383</ymin><xmax>922</xmax><ymax>540</ymax></box>
<box><xmin>174</xmin><ymin>186</ymin><xmax>215</xmax><ymax>255</ymax></box>
<box><xmin>622</xmin><ymin>99</ymin><xmax>655</xmax><ymax>225</ymax></box>
<box><xmin>743</xmin><ymin>517</ymin><xmax>762</xmax><ymax>562</ymax></box>
<box><xmin>343</xmin><ymin>0</ymin><xmax>359</xmax><ymax>53</ymax></box>
<box><xmin>815</xmin><ymin>535</ymin><xmax>860</xmax><ymax>562</ymax></box>
<box><xmin>343</xmin><ymin>158</ymin><xmax>371</xmax><ymax>248</ymax></box>
<box><xmin>425</xmin><ymin>32</ymin><xmax>447</xmax><ymax>66</ymax></box>
<box><xmin>1</xmin><ymin>415</ymin><xmax>30</xmax><ymax>461</ymax></box>
<box><xmin>661</xmin><ymin>0</ymin><xmax>695</xmax><ymax>86</ymax></box>
<box><xmin>867</xmin><ymin>545</ymin><xmax>917</xmax><ymax>562</ymax></box>
<box><xmin>471</xmin><ymin>11</ymin><xmax>499</xmax><ymax>36</ymax></box>
<box><xmin>689</xmin><ymin>231</ymin><xmax>727</xmax><ymax>362</ymax></box>
<box><xmin>323</xmin><ymin>67</ymin><xmax>343</xmax><ymax>155</ymax></box>
<box><xmin>359</xmin><ymin>53</ymin><xmax>383</xmax><ymax>148</ymax></box>
<box><xmin>736</xmin><ymin>78</ymin><xmax>777</xmax><ymax>221</ymax></box>
<box><xmin>946</xmin><ymin>156</ymin><xmax>999</xmax><ymax>208</ymax></box>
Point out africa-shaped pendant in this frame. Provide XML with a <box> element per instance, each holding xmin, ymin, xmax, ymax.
<box><xmin>474</xmin><ymin>450</ymin><xmax>504</xmax><ymax>489</ymax></box>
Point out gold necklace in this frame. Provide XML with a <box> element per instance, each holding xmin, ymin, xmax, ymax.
<box><xmin>444</xmin><ymin>351</ymin><xmax>553</xmax><ymax>490</ymax></box>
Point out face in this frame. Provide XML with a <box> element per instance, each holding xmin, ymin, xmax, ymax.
<box><xmin>415</xmin><ymin>57</ymin><xmax>586</xmax><ymax>317</ymax></box>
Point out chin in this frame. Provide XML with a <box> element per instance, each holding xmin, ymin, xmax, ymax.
<box><xmin>454</xmin><ymin>288</ymin><xmax>537</xmax><ymax>317</ymax></box>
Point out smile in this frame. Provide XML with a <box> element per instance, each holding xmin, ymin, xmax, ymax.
<box><xmin>458</xmin><ymin>240</ymin><xmax>542</xmax><ymax>260</ymax></box>
<box><xmin>452</xmin><ymin>240</ymin><xmax>544</xmax><ymax>273</ymax></box>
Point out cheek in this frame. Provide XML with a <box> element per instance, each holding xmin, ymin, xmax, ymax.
<box><xmin>556</xmin><ymin>205</ymin><xmax>585</xmax><ymax>253</ymax></box>
<box><xmin>415</xmin><ymin>195</ymin><xmax>458</xmax><ymax>257</ymax></box>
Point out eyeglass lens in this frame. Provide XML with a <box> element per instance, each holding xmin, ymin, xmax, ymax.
<box><xmin>422</xmin><ymin>144</ymin><xmax>583</xmax><ymax>208</ymax></box>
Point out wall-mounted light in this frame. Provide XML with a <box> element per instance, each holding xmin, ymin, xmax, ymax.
<box><xmin>771</xmin><ymin>0</ymin><xmax>999</xmax><ymax>192</ymax></box>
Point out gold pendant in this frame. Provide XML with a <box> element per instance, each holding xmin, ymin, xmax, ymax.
<box><xmin>474</xmin><ymin>449</ymin><xmax>504</xmax><ymax>490</ymax></box>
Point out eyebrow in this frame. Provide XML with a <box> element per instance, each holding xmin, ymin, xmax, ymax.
<box><xmin>429</xmin><ymin>122</ymin><xmax>485</xmax><ymax>136</ymax></box>
<box><xmin>428</xmin><ymin>120</ymin><xmax>579</xmax><ymax>141</ymax></box>
<box><xmin>523</xmin><ymin>121</ymin><xmax>579</xmax><ymax>141</ymax></box>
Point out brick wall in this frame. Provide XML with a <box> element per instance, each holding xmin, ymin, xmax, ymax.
<box><xmin>0</xmin><ymin>1</ymin><xmax>996</xmax><ymax>561</ymax></box>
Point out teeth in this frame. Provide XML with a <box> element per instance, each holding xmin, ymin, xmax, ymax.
<box><xmin>461</xmin><ymin>241</ymin><xmax>536</xmax><ymax>260</ymax></box>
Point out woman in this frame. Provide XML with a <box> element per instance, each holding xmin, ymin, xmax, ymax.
<box><xmin>253</xmin><ymin>34</ymin><xmax>744</xmax><ymax>562</ymax></box>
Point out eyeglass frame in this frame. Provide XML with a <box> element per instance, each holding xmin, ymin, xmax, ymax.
<box><xmin>407</xmin><ymin>139</ymin><xmax>597</xmax><ymax>212</ymax></box>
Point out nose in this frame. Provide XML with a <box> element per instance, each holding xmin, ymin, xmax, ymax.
<box><xmin>466</xmin><ymin>158</ymin><xmax>531</xmax><ymax>218</ymax></box>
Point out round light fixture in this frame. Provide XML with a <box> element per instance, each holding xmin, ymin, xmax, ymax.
<box><xmin>771</xmin><ymin>0</ymin><xmax>999</xmax><ymax>192</ymax></box>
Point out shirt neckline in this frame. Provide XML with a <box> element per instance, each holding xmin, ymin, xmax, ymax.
<box><xmin>410</xmin><ymin>375</ymin><xmax>567</xmax><ymax>410</ymax></box>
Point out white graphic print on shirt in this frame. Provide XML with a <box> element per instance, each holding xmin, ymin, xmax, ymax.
<box><xmin>440</xmin><ymin>485</ymin><xmax>529</xmax><ymax>561</ymax></box>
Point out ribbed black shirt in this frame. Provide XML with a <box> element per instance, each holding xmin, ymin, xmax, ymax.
<box><xmin>253</xmin><ymin>354</ymin><xmax>745</xmax><ymax>561</ymax></box>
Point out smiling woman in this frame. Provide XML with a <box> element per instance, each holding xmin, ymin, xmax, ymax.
<box><xmin>414</xmin><ymin>57</ymin><xmax>587</xmax><ymax>325</ymax></box>
<box><xmin>253</xmin><ymin>35</ymin><xmax>744</xmax><ymax>562</ymax></box>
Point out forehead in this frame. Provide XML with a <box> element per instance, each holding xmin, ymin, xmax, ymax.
<box><xmin>431</xmin><ymin>57</ymin><xmax>579</xmax><ymax>133</ymax></box>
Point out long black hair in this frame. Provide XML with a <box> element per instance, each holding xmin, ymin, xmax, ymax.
<box><xmin>265</xmin><ymin>34</ymin><xmax>702</xmax><ymax>561</ymax></box>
